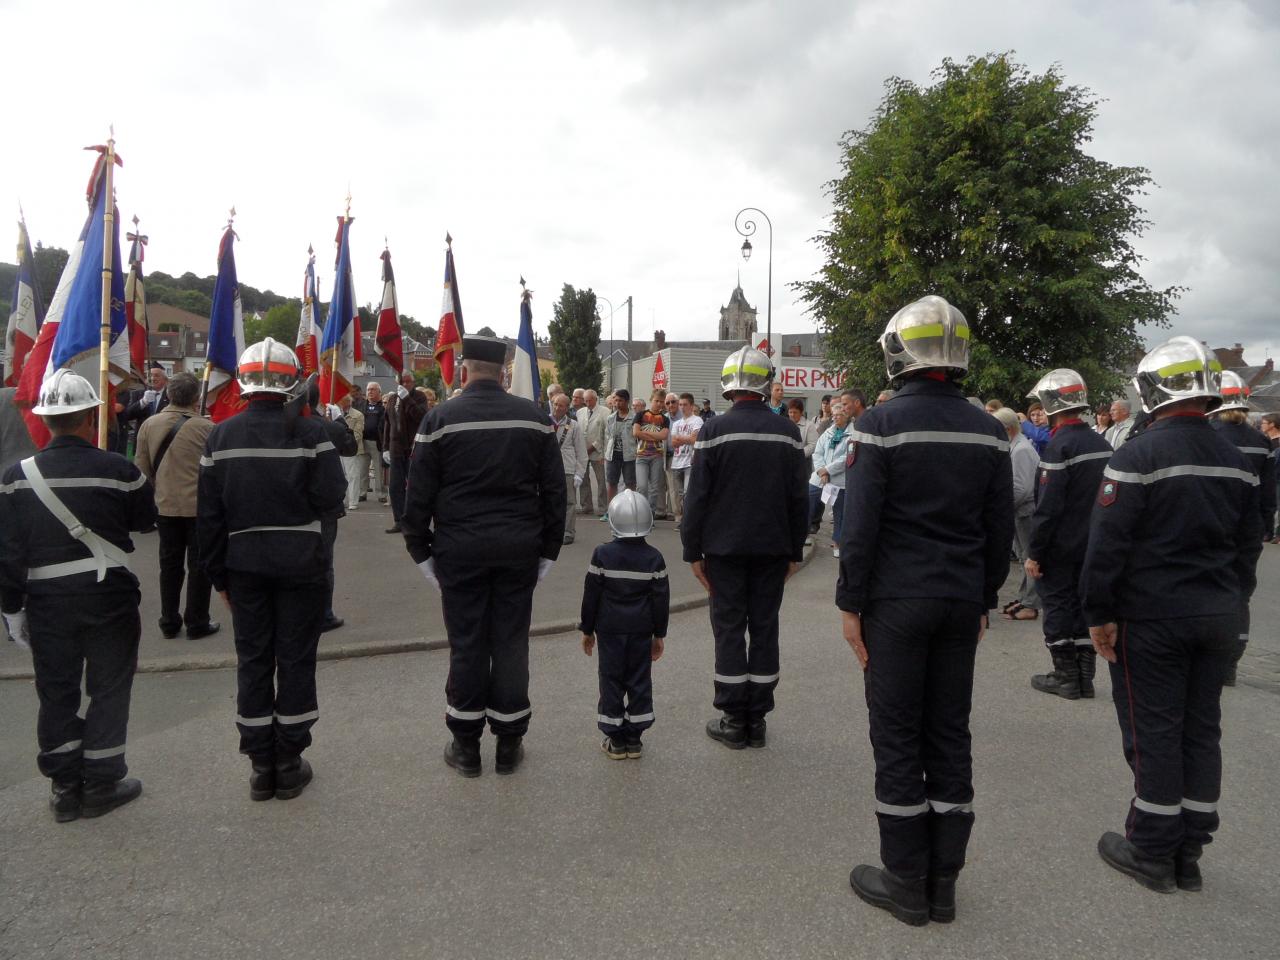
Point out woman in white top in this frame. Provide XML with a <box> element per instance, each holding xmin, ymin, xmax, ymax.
<box><xmin>808</xmin><ymin>397</ymin><xmax>852</xmax><ymax>557</ymax></box>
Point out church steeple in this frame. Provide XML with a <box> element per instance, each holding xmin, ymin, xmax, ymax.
<box><xmin>719</xmin><ymin>280</ymin><xmax>758</xmax><ymax>342</ymax></box>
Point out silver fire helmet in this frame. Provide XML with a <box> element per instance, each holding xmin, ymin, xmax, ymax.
<box><xmin>607</xmin><ymin>489</ymin><xmax>654</xmax><ymax>538</ymax></box>
<box><xmin>879</xmin><ymin>295</ymin><xmax>971</xmax><ymax>380</ymax></box>
<box><xmin>720</xmin><ymin>345</ymin><xmax>774</xmax><ymax>400</ymax></box>
<box><xmin>1026</xmin><ymin>368</ymin><xmax>1090</xmax><ymax>417</ymax></box>
<box><xmin>1216</xmin><ymin>370</ymin><xmax>1251</xmax><ymax>413</ymax></box>
<box><xmin>31</xmin><ymin>369</ymin><xmax>101</xmax><ymax>416</ymax></box>
<box><xmin>1132</xmin><ymin>336</ymin><xmax>1222</xmax><ymax>415</ymax></box>
<box><xmin>237</xmin><ymin>338</ymin><xmax>301</xmax><ymax>397</ymax></box>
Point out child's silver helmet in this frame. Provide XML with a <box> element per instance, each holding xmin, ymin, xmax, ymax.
<box><xmin>607</xmin><ymin>489</ymin><xmax>654</xmax><ymax>538</ymax></box>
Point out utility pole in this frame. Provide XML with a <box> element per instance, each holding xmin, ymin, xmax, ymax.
<box><xmin>626</xmin><ymin>295</ymin><xmax>633</xmax><ymax>397</ymax></box>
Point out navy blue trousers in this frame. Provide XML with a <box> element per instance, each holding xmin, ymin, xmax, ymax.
<box><xmin>596</xmin><ymin>632</ymin><xmax>654</xmax><ymax>741</ymax></box>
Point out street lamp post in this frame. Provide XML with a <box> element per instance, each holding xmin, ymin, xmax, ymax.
<box><xmin>734</xmin><ymin>207</ymin><xmax>772</xmax><ymax>353</ymax></box>
<box><xmin>596</xmin><ymin>294</ymin><xmax>615</xmax><ymax>391</ymax></box>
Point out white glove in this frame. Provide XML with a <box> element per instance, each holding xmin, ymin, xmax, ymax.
<box><xmin>141</xmin><ymin>389</ymin><xmax>159</xmax><ymax>405</ymax></box>
<box><xmin>326</xmin><ymin>404</ymin><xmax>343</xmax><ymax>421</ymax></box>
<box><xmin>397</xmin><ymin>385</ymin><xmax>409</xmax><ymax>399</ymax></box>
<box><xmin>382</xmin><ymin>451</ymin><xmax>391</xmax><ymax>466</ymax></box>
<box><xmin>3</xmin><ymin>610</ymin><xmax>30</xmax><ymax>651</ymax></box>
<box><xmin>537</xmin><ymin>558</ymin><xmax>555</xmax><ymax>582</ymax></box>
<box><xmin>417</xmin><ymin>559</ymin><xmax>440</xmax><ymax>591</ymax></box>
<box><xmin>573</xmin><ymin>475</ymin><xmax>583</xmax><ymax>489</ymax></box>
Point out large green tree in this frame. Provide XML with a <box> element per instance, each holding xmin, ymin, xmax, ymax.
<box><xmin>243</xmin><ymin>301</ymin><xmax>302</xmax><ymax>346</ymax></box>
<box><xmin>548</xmin><ymin>284</ymin><xmax>602</xmax><ymax>391</ymax></box>
<box><xmin>798</xmin><ymin>54</ymin><xmax>1180</xmax><ymax>403</ymax></box>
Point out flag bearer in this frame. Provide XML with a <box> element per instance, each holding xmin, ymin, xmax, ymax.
<box><xmin>680</xmin><ymin>345</ymin><xmax>809</xmax><ymax>751</ymax></box>
<box><xmin>197</xmin><ymin>339</ymin><xmax>346</xmax><ymax>802</ymax></box>
<box><xmin>837</xmin><ymin>296</ymin><xmax>1014</xmax><ymax>926</ymax></box>
<box><xmin>0</xmin><ymin>370</ymin><xmax>156</xmax><ymax>822</ymax></box>
<box><xmin>403</xmin><ymin>335</ymin><xmax>566</xmax><ymax>778</ymax></box>
<box><xmin>1083</xmin><ymin>337</ymin><xmax>1262</xmax><ymax>894</ymax></box>
<box><xmin>1022</xmin><ymin>369</ymin><xmax>1114</xmax><ymax>699</ymax></box>
<box><xmin>1210</xmin><ymin>370</ymin><xmax>1276</xmax><ymax>685</ymax></box>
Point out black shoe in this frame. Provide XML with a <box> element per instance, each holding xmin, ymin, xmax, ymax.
<box><xmin>81</xmin><ymin>778</ymin><xmax>143</xmax><ymax>819</ymax></box>
<box><xmin>849</xmin><ymin>864</ymin><xmax>929</xmax><ymax>926</ymax></box>
<box><xmin>705</xmin><ymin>715</ymin><xmax>747</xmax><ymax>750</ymax></box>
<box><xmin>320</xmin><ymin>617</ymin><xmax>344</xmax><ymax>633</ymax></box>
<box><xmin>1175</xmin><ymin>844</ymin><xmax>1203</xmax><ymax>892</ymax></box>
<box><xmin>602</xmin><ymin>736</ymin><xmax>627</xmax><ymax>760</ymax></box>
<box><xmin>385</xmin><ymin>524</ymin><xmax>403</xmax><ymax>534</ymax></box>
<box><xmin>1097</xmin><ymin>831</ymin><xmax>1176</xmax><ymax>893</ymax></box>
<box><xmin>249</xmin><ymin>756</ymin><xmax>275</xmax><ymax>802</ymax></box>
<box><xmin>50</xmin><ymin>780</ymin><xmax>82</xmax><ymax>823</ymax></box>
<box><xmin>275</xmin><ymin>757</ymin><xmax>313</xmax><ymax>800</ymax></box>
<box><xmin>747</xmin><ymin>718</ymin><xmax>767</xmax><ymax>748</ymax></box>
<box><xmin>186</xmin><ymin>621</ymin><xmax>221</xmax><ymax>640</ymax></box>
<box><xmin>808</xmin><ymin>522</ymin><xmax>821</xmax><ymax>534</ymax></box>
<box><xmin>495</xmin><ymin>735</ymin><xmax>524</xmax><ymax>775</ymax></box>
<box><xmin>626</xmin><ymin>740</ymin><xmax>643</xmax><ymax>759</ymax></box>
<box><xmin>444</xmin><ymin>738</ymin><xmax>482</xmax><ymax>778</ymax></box>
<box><xmin>1076</xmin><ymin>647</ymin><xmax>1097</xmax><ymax>699</ymax></box>
<box><xmin>359</xmin><ymin>494</ymin><xmax>368</xmax><ymax>502</ymax></box>
<box><xmin>1031</xmin><ymin>647</ymin><xmax>1082</xmax><ymax>700</ymax></box>
<box><xmin>926</xmin><ymin>873</ymin><xmax>957</xmax><ymax>923</ymax></box>
<box><xmin>159</xmin><ymin>621</ymin><xmax>182</xmax><ymax>639</ymax></box>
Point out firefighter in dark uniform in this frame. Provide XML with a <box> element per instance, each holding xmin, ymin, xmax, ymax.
<box><xmin>680</xmin><ymin>345</ymin><xmax>809</xmax><ymax>751</ymax></box>
<box><xmin>403</xmin><ymin>335</ymin><xmax>566</xmax><ymax>778</ymax></box>
<box><xmin>197</xmin><ymin>339</ymin><xmax>346</xmax><ymax>802</ymax></box>
<box><xmin>0</xmin><ymin>370</ymin><xmax>156</xmax><ymax>821</ymax></box>
<box><xmin>837</xmin><ymin>296</ymin><xmax>1014</xmax><ymax>926</ymax></box>
<box><xmin>1211</xmin><ymin>370</ymin><xmax>1276</xmax><ymax>686</ymax></box>
<box><xmin>1084</xmin><ymin>337</ymin><xmax>1262</xmax><ymax>893</ymax></box>
<box><xmin>1022</xmin><ymin>369</ymin><xmax>1114</xmax><ymax>699</ymax></box>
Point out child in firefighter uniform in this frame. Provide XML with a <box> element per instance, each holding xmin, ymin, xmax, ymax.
<box><xmin>580</xmin><ymin>489</ymin><xmax>670</xmax><ymax>759</ymax></box>
<box><xmin>0</xmin><ymin>371</ymin><xmax>156</xmax><ymax>822</ymax></box>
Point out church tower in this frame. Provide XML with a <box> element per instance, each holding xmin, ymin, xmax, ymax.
<box><xmin>719</xmin><ymin>280</ymin><xmax>758</xmax><ymax>342</ymax></box>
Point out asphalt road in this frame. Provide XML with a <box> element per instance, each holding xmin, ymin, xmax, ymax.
<box><xmin>1</xmin><ymin>545</ymin><xmax>1278</xmax><ymax>959</ymax></box>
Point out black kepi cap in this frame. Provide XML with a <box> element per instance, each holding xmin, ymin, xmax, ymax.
<box><xmin>461</xmin><ymin>335</ymin><xmax>508</xmax><ymax>364</ymax></box>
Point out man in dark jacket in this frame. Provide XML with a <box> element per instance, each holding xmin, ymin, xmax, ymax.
<box><xmin>381</xmin><ymin>371</ymin><xmax>428</xmax><ymax>534</ymax></box>
<box><xmin>681</xmin><ymin>345</ymin><xmax>809</xmax><ymax>751</ymax></box>
<box><xmin>403</xmin><ymin>335</ymin><xmax>565</xmax><ymax>777</ymax></box>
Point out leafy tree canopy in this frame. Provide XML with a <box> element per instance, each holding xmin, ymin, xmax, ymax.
<box><xmin>798</xmin><ymin>53</ymin><xmax>1180</xmax><ymax>404</ymax></box>
<box><xmin>243</xmin><ymin>301</ymin><xmax>302</xmax><ymax>346</ymax></box>
<box><xmin>548</xmin><ymin>284</ymin><xmax>602</xmax><ymax>392</ymax></box>
<box><xmin>475</xmin><ymin>325</ymin><xmax>498</xmax><ymax>338</ymax></box>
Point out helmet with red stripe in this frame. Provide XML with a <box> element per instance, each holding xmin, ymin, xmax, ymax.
<box><xmin>237</xmin><ymin>337</ymin><xmax>301</xmax><ymax>397</ymax></box>
<box><xmin>1216</xmin><ymin>370</ymin><xmax>1252</xmax><ymax>413</ymax></box>
<box><xmin>1026</xmin><ymin>368</ymin><xmax>1090</xmax><ymax>417</ymax></box>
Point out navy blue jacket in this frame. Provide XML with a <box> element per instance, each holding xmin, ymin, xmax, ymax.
<box><xmin>0</xmin><ymin>436</ymin><xmax>156</xmax><ymax>611</ymax></box>
<box><xmin>579</xmin><ymin>538</ymin><xmax>670</xmax><ymax>638</ymax></box>
<box><xmin>1081</xmin><ymin>414</ymin><xmax>1262</xmax><ymax>625</ymax></box>
<box><xmin>836</xmin><ymin>377</ymin><xmax>1014</xmax><ymax>614</ymax></box>
<box><xmin>1212</xmin><ymin>419</ymin><xmax>1276</xmax><ymax>539</ymax></box>
<box><xmin>1027</xmin><ymin>420</ymin><xmax>1113</xmax><ymax>568</ymax></box>
<box><xmin>680</xmin><ymin>397</ymin><xmax>809</xmax><ymax>563</ymax></box>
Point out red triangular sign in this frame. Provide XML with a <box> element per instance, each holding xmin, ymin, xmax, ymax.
<box><xmin>652</xmin><ymin>352</ymin><xmax>667</xmax><ymax>389</ymax></box>
<box><xmin>757</xmin><ymin>338</ymin><xmax>773</xmax><ymax>356</ymax></box>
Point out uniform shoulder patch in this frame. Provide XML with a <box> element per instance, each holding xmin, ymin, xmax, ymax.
<box><xmin>846</xmin><ymin>442</ymin><xmax>857</xmax><ymax>470</ymax></box>
<box><xmin>1040</xmin><ymin>468</ymin><xmax>1050</xmax><ymax>485</ymax></box>
<box><xmin>1097</xmin><ymin>478</ymin><xmax>1118</xmax><ymax>507</ymax></box>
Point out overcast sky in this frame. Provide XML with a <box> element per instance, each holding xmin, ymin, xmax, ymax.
<box><xmin>3</xmin><ymin>0</ymin><xmax>1276</xmax><ymax>364</ymax></box>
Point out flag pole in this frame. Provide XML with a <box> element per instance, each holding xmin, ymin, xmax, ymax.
<box><xmin>97</xmin><ymin>130</ymin><xmax>117</xmax><ymax>449</ymax></box>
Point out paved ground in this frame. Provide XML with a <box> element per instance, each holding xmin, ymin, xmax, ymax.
<box><xmin>1</xmin><ymin>545</ymin><xmax>1278</xmax><ymax>959</ymax></box>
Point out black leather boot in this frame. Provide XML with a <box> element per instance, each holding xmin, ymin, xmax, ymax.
<box><xmin>1076</xmin><ymin>647</ymin><xmax>1097</xmax><ymax>699</ymax></box>
<box><xmin>81</xmin><ymin>778</ymin><xmax>142</xmax><ymax>819</ymax></box>
<box><xmin>274</xmin><ymin>756</ymin><xmax>313</xmax><ymax>800</ymax></box>
<box><xmin>444</xmin><ymin>737</ymin><xmax>482</xmax><ymax>777</ymax></box>
<box><xmin>705</xmin><ymin>715</ymin><xmax>747</xmax><ymax>750</ymax></box>
<box><xmin>1097</xmin><ymin>831</ymin><xmax>1176</xmax><ymax>893</ymax></box>
<box><xmin>747</xmin><ymin>718</ymin><xmax>767</xmax><ymax>748</ymax></box>
<box><xmin>495</xmin><ymin>735</ymin><xmax>524</xmax><ymax>775</ymax></box>
<box><xmin>1031</xmin><ymin>647</ymin><xmax>1081</xmax><ymax>700</ymax></box>
<box><xmin>50</xmin><ymin>779</ymin><xmax>82</xmax><ymax>823</ymax></box>
<box><xmin>926</xmin><ymin>873</ymin><xmax>957</xmax><ymax>922</ymax></box>
<box><xmin>249</xmin><ymin>755</ymin><xmax>276</xmax><ymax>802</ymax></box>
<box><xmin>849</xmin><ymin>864</ymin><xmax>929</xmax><ymax>926</ymax></box>
<box><xmin>1175</xmin><ymin>844</ymin><xmax>1203</xmax><ymax>892</ymax></box>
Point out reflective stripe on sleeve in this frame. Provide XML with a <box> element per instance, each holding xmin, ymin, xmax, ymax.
<box><xmin>585</xmin><ymin>564</ymin><xmax>668</xmax><ymax>580</ymax></box>
<box><xmin>236</xmin><ymin>714</ymin><xmax>274</xmax><ymax>727</ymax></box>
<box><xmin>1181</xmin><ymin>798</ymin><xmax>1218</xmax><ymax>814</ymax></box>
<box><xmin>714</xmin><ymin>673</ymin><xmax>748</xmax><ymax>684</ymax></box>
<box><xmin>1037</xmin><ymin>451</ymin><xmax>1113</xmax><ymax>471</ymax></box>
<box><xmin>1104</xmin><ymin>464</ymin><xmax>1259</xmax><ymax>486</ymax></box>
<box><xmin>46</xmin><ymin>739</ymin><xmax>83</xmax><ymax>755</ymax></box>
<box><xmin>417</xmin><ymin>420</ymin><xmax>555</xmax><ymax>444</ymax></box>
<box><xmin>928</xmin><ymin>799</ymin><xmax>973</xmax><ymax>814</ymax></box>
<box><xmin>1133</xmin><ymin>797</ymin><xmax>1182</xmax><ymax>816</ymax></box>
<box><xmin>230</xmin><ymin>521</ymin><xmax>322</xmax><ymax>536</ymax></box>
<box><xmin>486</xmin><ymin>707</ymin><xmax>531</xmax><ymax>723</ymax></box>
<box><xmin>876</xmin><ymin>800</ymin><xmax>930</xmax><ymax>817</ymax></box>
<box><xmin>0</xmin><ymin>475</ymin><xmax>148</xmax><ymax>495</ymax></box>
<box><xmin>747</xmin><ymin>673</ymin><xmax>779</xmax><ymax>684</ymax></box>
<box><xmin>445</xmin><ymin>706</ymin><xmax>486</xmax><ymax>721</ymax></box>
<box><xmin>82</xmin><ymin>745</ymin><xmax>125</xmax><ymax>760</ymax></box>
<box><xmin>1237</xmin><ymin>446</ymin><xmax>1271</xmax><ymax>457</ymax></box>
<box><xmin>693</xmin><ymin>432</ymin><xmax>806</xmax><ymax>452</ymax></box>
<box><xmin>203</xmin><ymin>446</ymin><xmax>329</xmax><ymax>463</ymax></box>
<box><xmin>850</xmin><ymin>429</ymin><xmax>1009</xmax><ymax>452</ymax></box>
<box><xmin>624</xmin><ymin>711</ymin><xmax>655</xmax><ymax>723</ymax></box>
<box><xmin>275</xmin><ymin>710</ymin><xmax>319</xmax><ymax>725</ymax></box>
<box><xmin>598</xmin><ymin>713</ymin><xmax>624</xmax><ymax>726</ymax></box>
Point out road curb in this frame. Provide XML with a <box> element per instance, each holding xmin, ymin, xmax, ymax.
<box><xmin>0</xmin><ymin>543</ymin><xmax>816</xmax><ymax>681</ymax></box>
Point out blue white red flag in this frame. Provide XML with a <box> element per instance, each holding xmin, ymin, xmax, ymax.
<box><xmin>295</xmin><ymin>246</ymin><xmax>322</xmax><ymax>376</ymax></box>
<box><xmin>3</xmin><ymin>218</ymin><xmax>45</xmax><ymax>386</ymax></box>
<box><xmin>203</xmin><ymin>224</ymin><xmax>246</xmax><ymax>422</ymax></box>
<box><xmin>374</xmin><ymin>246</ymin><xmax>403</xmax><ymax>375</ymax></box>
<box><xmin>318</xmin><ymin>215</ymin><xmax>361</xmax><ymax>404</ymax></box>
<box><xmin>435</xmin><ymin>236</ymin><xmax>464</xmax><ymax>389</ymax></box>
<box><xmin>124</xmin><ymin>221</ymin><xmax>148</xmax><ymax>380</ymax></box>
<box><xmin>510</xmin><ymin>282</ymin><xmax>541</xmax><ymax>403</ymax></box>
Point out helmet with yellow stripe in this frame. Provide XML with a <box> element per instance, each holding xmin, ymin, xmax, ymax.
<box><xmin>1132</xmin><ymin>335</ymin><xmax>1222</xmax><ymax>414</ymax></box>
<box><xmin>237</xmin><ymin>337</ymin><xmax>301</xmax><ymax>397</ymax></box>
<box><xmin>720</xmin><ymin>345</ymin><xmax>774</xmax><ymax>400</ymax></box>
<box><xmin>1216</xmin><ymin>370</ymin><xmax>1252</xmax><ymax>413</ymax></box>
<box><xmin>880</xmin><ymin>295</ymin><xmax>970</xmax><ymax>380</ymax></box>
